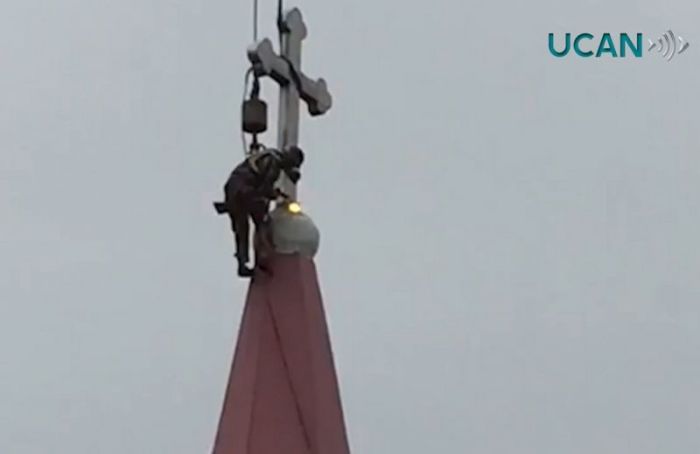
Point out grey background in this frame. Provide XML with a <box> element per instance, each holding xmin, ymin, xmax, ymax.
<box><xmin>2</xmin><ymin>0</ymin><xmax>699</xmax><ymax>453</ymax></box>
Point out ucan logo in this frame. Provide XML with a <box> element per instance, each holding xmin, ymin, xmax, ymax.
<box><xmin>549</xmin><ymin>31</ymin><xmax>690</xmax><ymax>61</ymax></box>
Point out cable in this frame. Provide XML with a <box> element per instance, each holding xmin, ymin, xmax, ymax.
<box><xmin>253</xmin><ymin>0</ymin><xmax>259</xmax><ymax>41</ymax></box>
<box><xmin>241</xmin><ymin>0</ymin><xmax>265</xmax><ymax>157</ymax></box>
<box><xmin>282</xmin><ymin>56</ymin><xmax>302</xmax><ymax>92</ymax></box>
<box><xmin>240</xmin><ymin>67</ymin><xmax>253</xmax><ymax>155</ymax></box>
<box><xmin>277</xmin><ymin>0</ymin><xmax>284</xmax><ymax>52</ymax></box>
<box><xmin>242</xmin><ymin>0</ymin><xmax>259</xmax><ymax>156</ymax></box>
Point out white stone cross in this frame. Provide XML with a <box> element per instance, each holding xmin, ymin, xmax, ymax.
<box><xmin>247</xmin><ymin>7</ymin><xmax>332</xmax><ymax>201</ymax></box>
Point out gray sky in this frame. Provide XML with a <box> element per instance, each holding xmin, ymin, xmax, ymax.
<box><xmin>2</xmin><ymin>0</ymin><xmax>700</xmax><ymax>452</ymax></box>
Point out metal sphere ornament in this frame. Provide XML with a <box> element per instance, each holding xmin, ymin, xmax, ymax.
<box><xmin>269</xmin><ymin>201</ymin><xmax>320</xmax><ymax>258</ymax></box>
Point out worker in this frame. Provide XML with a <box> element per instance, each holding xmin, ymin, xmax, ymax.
<box><xmin>214</xmin><ymin>146</ymin><xmax>304</xmax><ymax>277</ymax></box>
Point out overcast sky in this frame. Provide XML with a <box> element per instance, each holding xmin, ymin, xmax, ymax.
<box><xmin>2</xmin><ymin>0</ymin><xmax>700</xmax><ymax>453</ymax></box>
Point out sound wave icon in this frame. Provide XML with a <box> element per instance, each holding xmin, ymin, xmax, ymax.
<box><xmin>648</xmin><ymin>30</ymin><xmax>690</xmax><ymax>61</ymax></box>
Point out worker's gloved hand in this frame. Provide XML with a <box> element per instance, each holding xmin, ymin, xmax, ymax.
<box><xmin>273</xmin><ymin>188</ymin><xmax>290</xmax><ymax>200</ymax></box>
<box><xmin>286</xmin><ymin>168</ymin><xmax>301</xmax><ymax>184</ymax></box>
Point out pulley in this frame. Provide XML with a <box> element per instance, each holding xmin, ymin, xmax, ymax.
<box><xmin>242</xmin><ymin>76</ymin><xmax>268</xmax><ymax>134</ymax></box>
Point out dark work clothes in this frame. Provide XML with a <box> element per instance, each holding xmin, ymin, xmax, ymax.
<box><xmin>214</xmin><ymin>148</ymin><xmax>303</xmax><ymax>265</ymax></box>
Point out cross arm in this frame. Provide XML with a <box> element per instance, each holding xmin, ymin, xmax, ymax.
<box><xmin>247</xmin><ymin>39</ymin><xmax>332</xmax><ymax>116</ymax></box>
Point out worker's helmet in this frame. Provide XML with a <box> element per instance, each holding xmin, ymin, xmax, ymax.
<box><xmin>281</xmin><ymin>146</ymin><xmax>304</xmax><ymax>168</ymax></box>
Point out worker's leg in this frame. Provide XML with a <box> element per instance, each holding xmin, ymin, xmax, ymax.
<box><xmin>230</xmin><ymin>210</ymin><xmax>254</xmax><ymax>278</ymax></box>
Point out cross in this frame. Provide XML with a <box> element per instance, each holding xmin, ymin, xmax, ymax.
<box><xmin>247</xmin><ymin>7</ymin><xmax>333</xmax><ymax>202</ymax></box>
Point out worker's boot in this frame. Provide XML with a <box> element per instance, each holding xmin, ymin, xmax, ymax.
<box><xmin>236</xmin><ymin>255</ymin><xmax>255</xmax><ymax>278</ymax></box>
